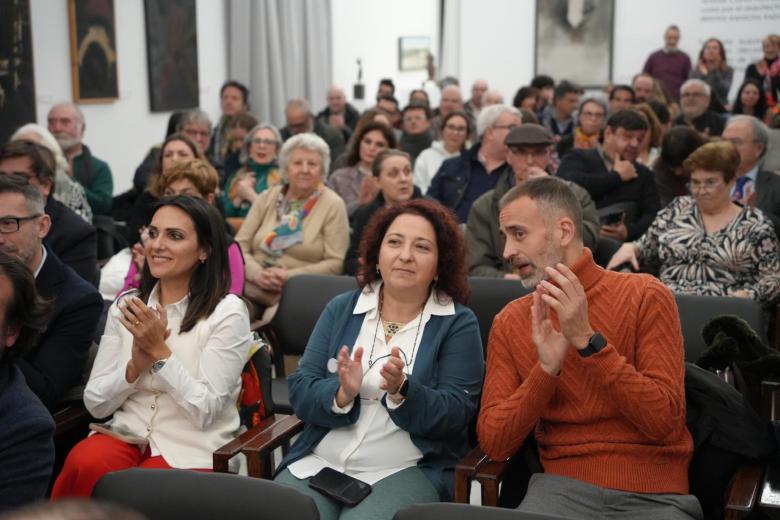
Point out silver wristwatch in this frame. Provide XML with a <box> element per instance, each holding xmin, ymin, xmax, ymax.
<box><xmin>150</xmin><ymin>357</ymin><xmax>169</xmax><ymax>374</ymax></box>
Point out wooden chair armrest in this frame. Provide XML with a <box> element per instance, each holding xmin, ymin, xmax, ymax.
<box><xmin>53</xmin><ymin>403</ymin><xmax>93</xmax><ymax>436</ymax></box>
<box><xmin>454</xmin><ymin>446</ymin><xmax>491</xmax><ymax>503</ymax></box>
<box><xmin>474</xmin><ymin>456</ymin><xmax>511</xmax><ymax>507</ymax></box>
<box><xmin>241</xmin><ymin>414</ymin><xmax>305</xmax><ymax>478</ymax></box>
<box><xmin>724</xmin><ymin>462</ymin><xmax>764</xmax><ymax>517</ymax></box>
<box><xmin>212</xmin><ymin>414</ymin><xmax>289</xmax><ymax>473</ymax></box>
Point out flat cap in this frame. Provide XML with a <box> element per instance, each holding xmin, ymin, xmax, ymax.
<box><xmin>504</xmin><ymin>124</ymin><xmax>554</xmax><ymax>146</ymax></box>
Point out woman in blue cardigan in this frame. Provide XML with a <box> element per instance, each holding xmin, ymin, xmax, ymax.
<box><xmin>274</xmin><ymin>199</ymin><xmax>484</xmax><ymax>520</ymax></box>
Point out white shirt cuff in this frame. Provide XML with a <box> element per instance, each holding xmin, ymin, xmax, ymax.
<box><xmin>331</xmin><ymin>396</ymin><xmax>355</xmax><ymax>414</ymax></box>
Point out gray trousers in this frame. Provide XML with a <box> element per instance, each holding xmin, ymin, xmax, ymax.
<box><xmin>517</xmin><ymin>474</ymin><xmax>703</xmax><ymax>520</ymax></box>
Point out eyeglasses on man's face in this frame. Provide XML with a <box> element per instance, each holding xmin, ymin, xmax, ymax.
<box><xmin>0</xmin><ymin>214</ymin><xmax>42</xmax><ymax>234</ymax></box>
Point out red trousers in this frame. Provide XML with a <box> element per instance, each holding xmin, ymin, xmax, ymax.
<box><xmin>51</xmin><ymin>433</ymin><xmax>210</xmax><ymax>498</ymax></box>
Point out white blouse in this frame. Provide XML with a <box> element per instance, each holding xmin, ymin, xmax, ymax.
<box><xmin>84</xmin><ymin>285</ymin><xmax>252</xmax><ymax>469</ymax></box>
<box><xmin>288</xmin><ymin>281</ymin><xmax>455</xmax><ymax>484</ymax></box>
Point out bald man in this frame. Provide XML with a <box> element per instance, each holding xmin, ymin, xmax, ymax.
<box><xmin>316</xmin><ymin>85</ymin><xmax>360</xmax><ymax>142</ymax></box>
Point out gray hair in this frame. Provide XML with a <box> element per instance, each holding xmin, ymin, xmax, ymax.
<box><xmin>11</xmin><ymin>123</ymin><xmax>69</xmax><ymax>176</ymax></box>
<box><xmin>285</xmin><ymin>98</ymin><xmax>312</xmax><ymax>115</ymax></box>
<box><xmin>240</xmin><ymin>123</ymin><xmax>282</xmax><ymax>165</ymax></box>
<box><xmin>499</xmin><ymin>176</ymin><xmax>583</xmax><ymax>241</ymax></box>
<box><xmin>578</xmin><ymin>96</ymin><xmax>607</xmax><ymax>115</ymax></box>
<box><xmin>0</xmin><ymin>175</ymin><xmax>45</xmax><ymax>215</ymax></box>
<box><xmin>177</xmin><ymin>109</ymin><xmax>212</xmax><ymax>131</ymax></box>
<box><xmin>49</xmin><ymin>102</ymin><xmax>85</xmax><ymax>127</ymax></box>
<box><xmin>727</xmin><ymin>115</ymin><xmax>769</xmax><ymax>157</ymax></box>
<box><xmin>681</xmin><ymin>79</ymin><xmax>711</xmax><ymax>98</ymax></box>
<box><xmin>481</xmin><ymin>89</ymin><xmax>505</xmax><ymax>106</ymax></box>
<box><xmin>477</xmin><ymin>104</ymin><xmax>522</xmax><ymax>138</ymax></box>
<box><xmin>278</xmin><ymin>133</ymin><xmax>331</xmax><ymax>177</ymax></box>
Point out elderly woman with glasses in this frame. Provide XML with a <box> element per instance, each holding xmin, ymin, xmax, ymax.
<box><xmin>222</xmin><ymin>124</ymin><xmax>282</xmax><ymax>218</ymax></box>
<box><xmin>607</xmin><ymin>141</ymin><xmax>780</xmax><ymax>306</ymax></box>
<box><xmin>236</xmin><ymin>133</ymin><xmax>349</xmax><ymax>312</ymax></box>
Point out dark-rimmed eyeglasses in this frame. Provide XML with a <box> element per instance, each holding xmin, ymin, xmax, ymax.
<box><xmin>0</xmin><ymin>214</ymin><xmax>42</xmax><ymax>234</ymax></box>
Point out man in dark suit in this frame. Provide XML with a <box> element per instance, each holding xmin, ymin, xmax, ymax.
<box><xmin>0</xmin><ymin>140</ymin><xmax>99</xmax><ymax>286</ymax></box>
<box><xmin>722</xmin><ymin>115</ymin><xmax>780</xmax><ymax>233</ymax></box>
<box><xmin>0</xmin><ymin>176</ymin><xmax>102</xmax><ymax>411</ymax></box>
<box><xmin>0</xmin><ymin>250</ymin><xmax>55</xmax><ymax>511</ymax></box>
<box><xmin>557</xmin><ymin>110</ymin><xmax>662</xmax><ymax>242</ymax></box>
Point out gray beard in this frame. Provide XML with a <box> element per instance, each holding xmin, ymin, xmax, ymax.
<box><xmin>54</xmin><ymin>134</ymin><xmax>81</xmax><ymax>152</ymax></box>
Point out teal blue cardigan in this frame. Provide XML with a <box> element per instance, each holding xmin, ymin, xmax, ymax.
<box><xmin>277</xmin><ymin>289</ymin><xmax>484</xmax><ymax>501</ymax></box>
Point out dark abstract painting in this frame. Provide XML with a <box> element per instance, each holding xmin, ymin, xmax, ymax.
<box><xmin>0</xmin><ymin>0</ymin><xmax>36</xmax><ymax>144</ymax></box>
<box><xmin>68</xmin><ymin>0</ymin><xmax>119</xmax><ymax>102</ymax></box>
<box><xmin>144</xmin><ymin>0</ymin><xmax>199</xmax><ymax>112</ymax></box>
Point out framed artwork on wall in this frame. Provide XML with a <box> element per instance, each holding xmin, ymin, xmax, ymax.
<box><xmin>144</xmin><ymin>0</ymin><xmax>199</xmax><ymax>112</ymax></box>
<box><xmin>68</xmin><ymin>0</ymin><xmax>119</xmax><ymax>103</ymax></box>
<box><xmin>535</xmin><ymin>0</ymin><xmax>614</xmax><ymax>88</ymax></box>
<box><xmin>0</xmin><ymin>0</ymin><xmax>37</xmax><ymax>144</ymax></box>
<box><xmin>398</xmin><ymin>36</ymin><xmax>431</xmax><ymax>72</ymax></box>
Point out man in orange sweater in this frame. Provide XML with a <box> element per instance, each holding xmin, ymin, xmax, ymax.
<box><xmin>477</xmin><ymin>177</ymin><xmax>701</xmax><ymax>519</ymax></box>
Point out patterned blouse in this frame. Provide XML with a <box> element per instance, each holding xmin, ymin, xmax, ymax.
<box><xmin>634</xmin><ymin>196</ymin><xmax>780</xmax><ymax>306</ymax></box>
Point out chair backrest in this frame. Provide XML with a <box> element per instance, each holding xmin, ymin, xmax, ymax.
<box><xmin>93</xmin><ymin>468</ymin><xmax>320</xmax><ymax>520</ymax></box>
<box><xmin>467</xmin><ymin>277</ymin><xmax>531</xmax><ymax>354</ymax></box>
<box><xmin>394</xmin><ymin>503</ymin><xmax>569</xmax><ymax>520</ymax></box>
<box><xmin>674</xmin><ymin>294</ymin><xmax>767</xmax><ymax>362</ymax></box>
<box><xmin>271</xmin><ymin>275</ymin><xmax>358</xmax><ymax>358</ymax></box>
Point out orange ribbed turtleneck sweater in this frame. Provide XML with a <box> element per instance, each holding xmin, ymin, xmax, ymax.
<box><xmin>477</xmin><ymin>248</ymin><xmax>692</xmax><ymax>495</ymax></box>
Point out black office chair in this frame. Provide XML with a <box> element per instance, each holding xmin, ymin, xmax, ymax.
<box><xmin>394</xmin><ymin>503</ymin><xmax>569</xmax><ymax>520</ymax></box>
<box><xmin>93</xmin><ymin>468</ymin><xmax>319</xmax><ymax>520</ymax></box>
<box><xmin>467</xmin><ymin>277</ymin><xmax>531</xmax><ymax>352</ymax></box>
<box><xmin>674</xmin><ymin>294</ymin><xmax>768</xmax><ymax>362</ymax></box>
<box><xmin>267</xmin><ymin>275</ymin><xmax>358</xmax><ymax>414</ymax></box>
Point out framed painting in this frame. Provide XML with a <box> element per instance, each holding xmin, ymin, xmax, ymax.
<box><xmin>535</xmin><ymin>0</ymin><xmax>614</xmax><ymax>88</ymax></box>
<box><xmin>0</xmin><ymin>0</ymin><xmax>36</xmax><ymax>144</ymax></box>
<box><xmin>144</xmin><ymin>0</ymin><xmax>199</xmax><ymax>112</ymax></box>
<box><xmin>68</xmin><ymin>0</ymin><xmax>119</xmax><ymax>103</ymax></box>
<box><xmin>398</xmin><ymin>36</ymin><xmax>431</xmax><ymax>72</ymax></box>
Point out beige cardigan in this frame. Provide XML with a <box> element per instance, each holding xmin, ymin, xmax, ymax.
<box><xmin>236</xmin><ymin>185</ymin><xmax>349</xmax><ymax>280</ymax></box>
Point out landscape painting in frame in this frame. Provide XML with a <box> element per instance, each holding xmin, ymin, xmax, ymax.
<box><xmin>399</xmin><ymin>36</ymin><xmax>431</xmax><ymax>72</ymax></box>
<box><xmin>68</xmin><ymin>0</ymin><xmax>120</xmax><ymax>103</ymax></box>
<box><xmin>0</xmin><ymin>0</ymin><xmax>36</xmax><ymax>144</ymax></box>
<box><xmin>144</xmin><ymin>0</ymin><xmax>199</xmax><ymax>112</ymax></box>
<box><xmin>535</xmin><ymin>0</ymin><xmax>614</xmax><ymax>87</ymax></box>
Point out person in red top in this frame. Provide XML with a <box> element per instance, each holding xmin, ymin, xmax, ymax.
<box><xmin>477</xmin><ymin>176</ymin><xmax>701</xmax><ymax>519</ymax></box>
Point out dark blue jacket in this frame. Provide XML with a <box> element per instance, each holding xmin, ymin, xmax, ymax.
<box><xmin>0</xmin><ymin>362</ymin><xmax>54</xmax><ymax>511</ymax></box>
<box><xmin>278</xmin><ymin>289</ymin><xmax>484</xmax><ymax>501</ymax></box>
<box><xmin>426</xmin><ymin>142</ymin><xmax>508</xmax><ymax>222</ymax></box>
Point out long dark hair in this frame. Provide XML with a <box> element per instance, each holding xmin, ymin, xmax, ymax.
<box><xmin>732</xmin><ymin>79</ymin><xmax>768</xmax><ymax>120</ymax></box>
<box><xmin>138</xmin><ymin>196</ymin><xmax>230</xmax><ymax>333</ymax></box>
<box><xmin>357</xmin><ymin>199</ymin><xmax>470</xmax><ymax>304</ymax></box>
<box><xmin>0</xmin><ymin>251</ymin><xmax>52</xmax><ymax>363</ymax></box>
<box><xmin>345</xmin><ymin>121</ymin><xmax>397</xmax><ymax>167</ymax></box>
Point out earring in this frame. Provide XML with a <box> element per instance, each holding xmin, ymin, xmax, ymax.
<box><xmin>200</xmin><ymin>258</ymin><xmax>206</xmax><ymax>264</ymax></box>
<box><xmin>433</xmin><ymin>275</ymin><xmax>439</xmax><ymax>287</ymax></box>
<box><xmin>376</xmin><ymin>265</ymin><xmax>380</xmax><ymax>275</ymax></box>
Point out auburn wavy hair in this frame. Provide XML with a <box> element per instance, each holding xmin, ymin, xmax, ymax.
<box><xmin>356</xmin><ymin>199</ymin><xmax>470</xmax><ymax>304</ymax></box>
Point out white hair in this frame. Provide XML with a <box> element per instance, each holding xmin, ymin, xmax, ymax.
<box><xmin>481</xmin><ymin>89</ymin><xmax>505</xmax><ymax>107</ymax></box>
<box><xmin>240</xmin><ymin>123</ymin><xmax>283</xmax><ymax>165</ymax></box>
<box><xmin>476</xmin><ymin>104</ymin><xmax>522</xmax><ymax>138</ymax></box>
<box><xmin>50</xmin><ymin>101</ymin><xmax>85</xmax><ymax>127</ymax></box>
<box><xmin>278</xmin><ymin>133</ymin><xmax>331</xmax><ymax>177</ymax></box>
<box><xmin>11</xmin><ymin>123</ymin><xmax>69</xmax><ymax>176</ymax></box>
<box><xmin>681</xmin><ymin>79</ymin><xmax>711</xmax><ymax>98</ymax></box>
<box><xmin>727</xmin><ymin>115</ymin><xmax>769</xmax><ymax>156</ymax></box>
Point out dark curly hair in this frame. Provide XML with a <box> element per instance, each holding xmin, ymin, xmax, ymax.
<box><xmin>356</xmin><ymin>199</ymin><xmax>469</xmax><ymax>304</ymax></box>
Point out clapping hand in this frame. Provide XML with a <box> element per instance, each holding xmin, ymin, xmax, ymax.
<box><xmin>335</xmin><ymin>346</ymin><xmax>364</xmax><ymax>408</ymax></box>
<box><xmin>379</xmin><ymin>347</ymin><xmax>406</xmax><ymax>402</ymax></box>
<box><xmin>119</xmin><ymin>297</ymin><xmax>171</xmax><ymax>382</ymax></box>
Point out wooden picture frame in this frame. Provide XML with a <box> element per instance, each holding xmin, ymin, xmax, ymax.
<box><xmin>534</xmin><ymin>0</ymin><xmax>614</xmax><ymax>88</ymax></box>
<box><xmin>67</xmin><ymin>0</ymin><xmax>119</xmax><ymax>103</ymax></box>
<box><xmin>144</xmin><ymin>0</ymin><xmax>199</xmax><ymax>112</ymax></box>
<box><xmin>0</xmin><ymin>0</ymin><xmax>37</xmax><ymax>143</ymax></box>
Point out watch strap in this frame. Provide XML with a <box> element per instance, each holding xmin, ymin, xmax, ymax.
<box><xmin>577</xmin><ymin>333</ymin><xmax>607</xmax><ymax>358</ymax></box>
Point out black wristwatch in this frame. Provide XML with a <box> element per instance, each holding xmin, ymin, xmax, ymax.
<box><xmin>398</xmin><ymin>377</ymin><xmax>410</xmax><ymax>397</ymax></box>
<box><xmin>577</xmin><ymin>333</ymin><xmax>607</xmax><ymax>358</ymax></box>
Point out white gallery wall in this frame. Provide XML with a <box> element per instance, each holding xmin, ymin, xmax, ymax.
<box><xmin>23</xmin><ymin>0</ymin><xmax>777</xmax><ymax>194</ymax></box>
<box><xmin>29</xmin><ymin>0</ymin><xmax>227</xmax><ymax>194</ymax></box>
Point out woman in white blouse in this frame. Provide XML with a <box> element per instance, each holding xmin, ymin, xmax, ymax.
<box><xmin>413</xmin><ymin>111</ymin><xmax>471</xmax><ymax>194</ymax></box>
<box><xmin>273</xmin><ymin>199</ymin><xmax>484</xmax><ymax>520</ymax></box>
<box><xmin>51</xmin><ymin>196</ymin><xmax>252</xmax><ymax>498</ymax></box>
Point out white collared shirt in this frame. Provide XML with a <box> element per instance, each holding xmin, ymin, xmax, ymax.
<box><xmin>32</xmin><ymin>245</ymin><xmax>47</xmax><ymax>278</ymax></box>
<box><xmin>84</xmin><ymin>284</ymin><xmax>252</xmax><ymax>468</ymax></box>
<box><xmin>288</xmin><ymin>281</ymin><xmax>455</xmax><ymax>484</ymax></box>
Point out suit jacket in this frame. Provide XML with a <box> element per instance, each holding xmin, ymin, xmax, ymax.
<box><xmin>17</xmin><ymin>248</ymin><xmax>103</xmax><ymax>411</ymax></box>
<box><xmin>556</xmin><ymin>148</ymin><xmax>661</xmax><ymax>240</ymax></box>
<box><xmin>43</xmin><ymin>196</ymin><xmax>100</xmax><ymax>286</ymax></box>
<box><xmin>0</xmin><ymin>362</ymin><xmax>54</xmax><ymax>512</ymax></box>
<box><xmin>756</xmin><ymin>169</ymin><xmax>780</xmax><ymax>234</ymax></box>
